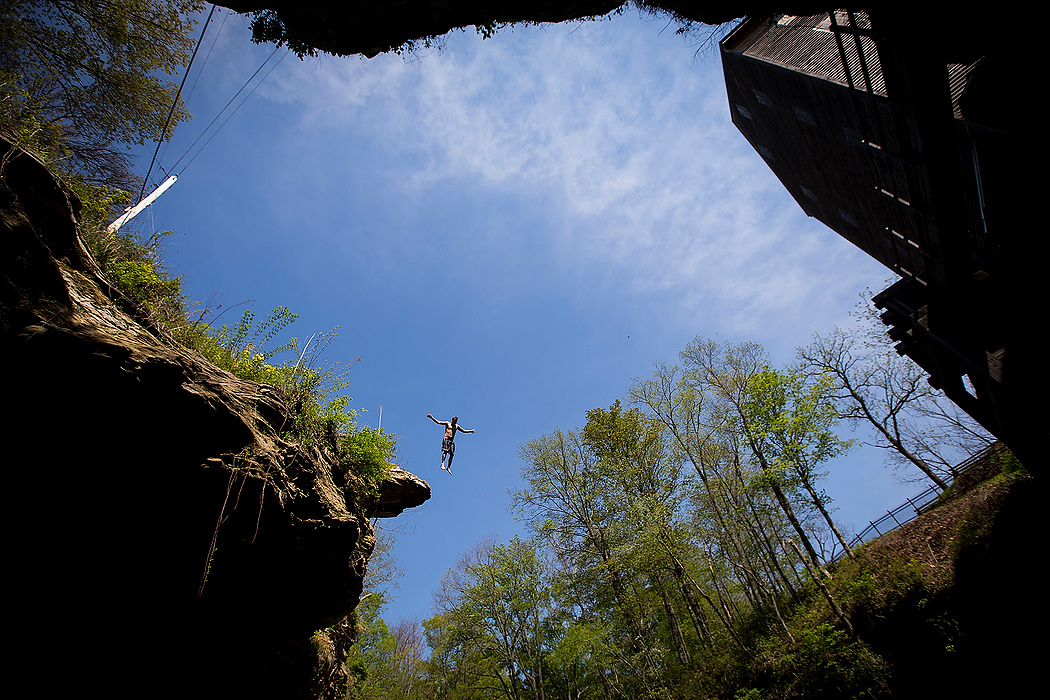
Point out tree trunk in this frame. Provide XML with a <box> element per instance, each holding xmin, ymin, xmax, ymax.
<box><xmin>652</xmin><ymin>573</ymin><xmax>691</xmax><ymax>664</ymax></box>
<box><xmin>786</xmin><ymin>538</ymin><xmax>854</xmax><ymax>637</ymax></box>
<box><xmin>745</xmin><ymin>430</ymin><xmax>830</xmax><ymax>578</ymax></box>
<box><xmin>798</xmin><ymin>469</ymin><xmax>854</xmax><ymax>559</ymax></box>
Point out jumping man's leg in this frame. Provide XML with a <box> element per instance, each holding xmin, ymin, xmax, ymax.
<box><xmin>441</xmin><ymin>437</ymin><xmax>455</xmax><ymax>473</ymax></box>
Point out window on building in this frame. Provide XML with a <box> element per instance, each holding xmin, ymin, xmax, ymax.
<box><xmin>793</xmin><ymin>106</ymin><xmax>816</xmax><ymax>125</ymax></box>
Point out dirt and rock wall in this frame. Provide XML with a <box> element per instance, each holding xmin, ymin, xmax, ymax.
<box><xmin>1</xmin><ymin>139</ymin><xmax>428</xmax><ymax>698</ymax></box>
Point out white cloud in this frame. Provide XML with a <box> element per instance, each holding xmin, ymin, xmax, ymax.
<box><xmin>255</xmin><ymin>16</ymin><xmax>886</xmax><ymax>339</ymax></box>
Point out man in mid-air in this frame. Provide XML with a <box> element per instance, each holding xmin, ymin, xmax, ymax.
<box><xmin>427</xmin><ymin>414</ymin><xmax>475</xmax><ymax>473</ymax></box>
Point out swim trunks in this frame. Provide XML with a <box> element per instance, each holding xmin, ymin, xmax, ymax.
<box><xmin>442</xmin><ymin>437</ymin><xmax>455</xmax><ymax>455</ymax></box>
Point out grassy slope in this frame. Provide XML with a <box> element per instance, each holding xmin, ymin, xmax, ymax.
<box><xmin>710</xmin><ymin>450</ymin><xmax>1040</xmax><ymax>699</ymax></box>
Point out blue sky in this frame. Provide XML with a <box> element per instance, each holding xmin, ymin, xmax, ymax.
<box><xmin>129</xmin><ymin>9</ymin><xmax>918</xmax><ymax>628</ymax></box>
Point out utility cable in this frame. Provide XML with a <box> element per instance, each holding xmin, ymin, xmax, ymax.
<box><xmin>171</xmin><ymin>47</ymin><xmax>286</xmax><ymax>175</ymax></box>
<box><xmin>139</xmin><ymin>3</ymin><xmax>217</xmax><ymax>200</ymax></box>
<box><xmin>158</xmin><ymin>7</ymin><xmax>229</xmax><ymax>170</ymax></box>
<box><xmin>184</xmin><ymin>8</ymin><xmax>229</xmax><ymax>105</ymax></box>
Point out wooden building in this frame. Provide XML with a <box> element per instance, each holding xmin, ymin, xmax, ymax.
<box><xmin>720</xmin><ymin>10</ymin><xmax>1038</xmax><ymax>469</ymax></box>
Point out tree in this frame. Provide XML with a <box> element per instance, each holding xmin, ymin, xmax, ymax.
<box><xmin>220</xmin><ymin>1</ymin><xmax>748</xmax><ymax>60</ymax></box>
<box><xmin>678</xmin><ymin>339</ymin><xmax>829</xmax><ymax>578</ymax></box>
<box><xmin>427</xmin><ymin>536</ymin><xmax>557</xmax><ymax>700</ymax></box>
<box><xmin>583</xmin><ymin>402</ymin><xmax>696</xmax><ymax>666</ymax></box>
<box><xmin>512</xmin><ymin>424</ymin><xmax>669</xmax><ymax>696</ymax></box>
<box><xmin>629</xmin><ymin>345</ymin><xmax>845</xmax><ymax>647</ymax></box>
<box><xmin>798</xmin><ymin>298</ymin><xmax>995</xmax><ymax>490</ymax></box>
<box><xmin>543</xmin><ymin>616</ymin><xmax>616</xmax><ymax>700</ymax></box>
<box><xmin>744</xmin><ymin>368</ymin><xmax>855</xmax><ymax>559</ymax></box>
<box><xmin>424</xmin><ymin>608</ymin><xmax>501</xmax><ymax>700</ymax></box>
<box><xmin>345</xmin><ymin>527</ymin><xmax>413</xmax><ymax>699</ymax></box>
<box><xmin>389</xmin><ymin>617</ymin><xmax>428</xmax><ymax>700</ymax></box>
<box><xmin>346</xmin><ymin>594</ymin><xmax>401</xmax><ymax>700</ymax></box>
<box><xmin>0</xmin><ymin>0</ymin><xmax>203</xmax><ymax>187</ymax></box>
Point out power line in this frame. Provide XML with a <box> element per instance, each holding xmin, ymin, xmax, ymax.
<box><xmin>120</xmin><ymin>26</ymin><xmax>286</xmax><ymax>230</ymax></box>
<box><xmin>184</xmin><ymin>8</ymin><xmax>229</xmax><ymax>105</ymax></box>
<box><xmin>170</xmin><ymin>47</ymin><xmax>286</xmax><ymax>175</ymax></box>
<box><xmin>139</xmin><ymin>3</ymin><xmax>217</xmax><ymax>200</ymax></box>
<box><xmin>158</xmin><ymin>7</ymin><xmax>230</xmax><ymax>170</ymax></box>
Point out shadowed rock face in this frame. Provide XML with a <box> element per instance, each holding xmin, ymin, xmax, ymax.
<box><xmin>373</xmin><ymin>467</ymin><xmax>431</xmax><ymax>518</ymax></box>
<box><xmin>217</xmin><ymin>1</ymin><xmax>819</xmax><ymax>57</ymax></box>
<box><xmin>1</xmin><ymin>138</ymin><xmax>428</xmax><ymax>698</ymax></box>
<box><xmin>215</xmin><ymin>2</ymin><xmax>997</xmax><ymax>62</ymax></box>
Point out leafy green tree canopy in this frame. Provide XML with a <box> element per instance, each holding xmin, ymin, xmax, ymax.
<box><xmin>0</xmin><ymin>0</ymin><xmax>203</xmax><ymax>186</ymax></box>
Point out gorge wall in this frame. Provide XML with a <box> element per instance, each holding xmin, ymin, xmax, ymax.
<box><xmin>216</xmin><ymin>2</ymin><xmax>1000</xmax><ymax>62</ymax></box>
<box><xmin>1</xmin><ymin>139</ymin><xmax>429</xmax><ymax>698</ymax></box>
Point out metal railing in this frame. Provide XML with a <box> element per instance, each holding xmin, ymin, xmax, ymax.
<box><xmin>829</xmin><ymin>443</ymin><xmax>1005</xmax><ymax>561</ymax></box>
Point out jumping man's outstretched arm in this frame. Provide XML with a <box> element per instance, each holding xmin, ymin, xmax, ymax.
<box><xmin>427</xmin><ymin>414</ymin><xmax>451</xmax><ymax>427</ymax></box>
<box><xmin>456</xmin><ymin>424</ymin><xmax>476</xmax><ymax>434</ymax></box>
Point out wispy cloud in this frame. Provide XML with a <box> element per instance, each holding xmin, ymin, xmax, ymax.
<box><xmin>258</xmin><ymin>17</ymin><xmax>886</xmax><ymax>340</ymax></box>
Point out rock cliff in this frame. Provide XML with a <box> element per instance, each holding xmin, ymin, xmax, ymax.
<box><xmin>1</xmin><ymin>138</ymin><xmax>429</xmax><ymax>698</ymax></box>
<box><xmin>216</xmin><ymin>1</ymin><xmax>999</xmax><ymax>62</ymax></box>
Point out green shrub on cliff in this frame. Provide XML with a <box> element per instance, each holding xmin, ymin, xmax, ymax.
<box><xmin>186</xmin><ymin>306</ymin><xmax>301</xmax><ymax>387</ymax></box>
<box><xmin>190</xmin><ymin>305</ymin><xmax>397</xmax><ymax>496</ymax></box>
<box><xmin>339</xmin><ymin>428</ymin><xmax>396</xmax><ymax>494</ymax></box>
<box><xmin>65</xmin><ymin>179</ymin><xmax>393</xmax><ymax>495</ymax></box>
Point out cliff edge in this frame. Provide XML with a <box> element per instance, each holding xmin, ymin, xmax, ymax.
<box><xmin>1</xmin><ymin>139</ymin><xmax>429</xmax><ymax>698</ymax></box>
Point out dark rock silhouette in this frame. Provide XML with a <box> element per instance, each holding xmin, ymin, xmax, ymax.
<box><xmin>216</xmin><ymin>2</ymin><xmax>1002</xmax><ymax>62</ymax></box>
<box><xmin>1</xmin><ymin>137</ymin><xmax>429</xmax><ymax>698</ymax></box>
